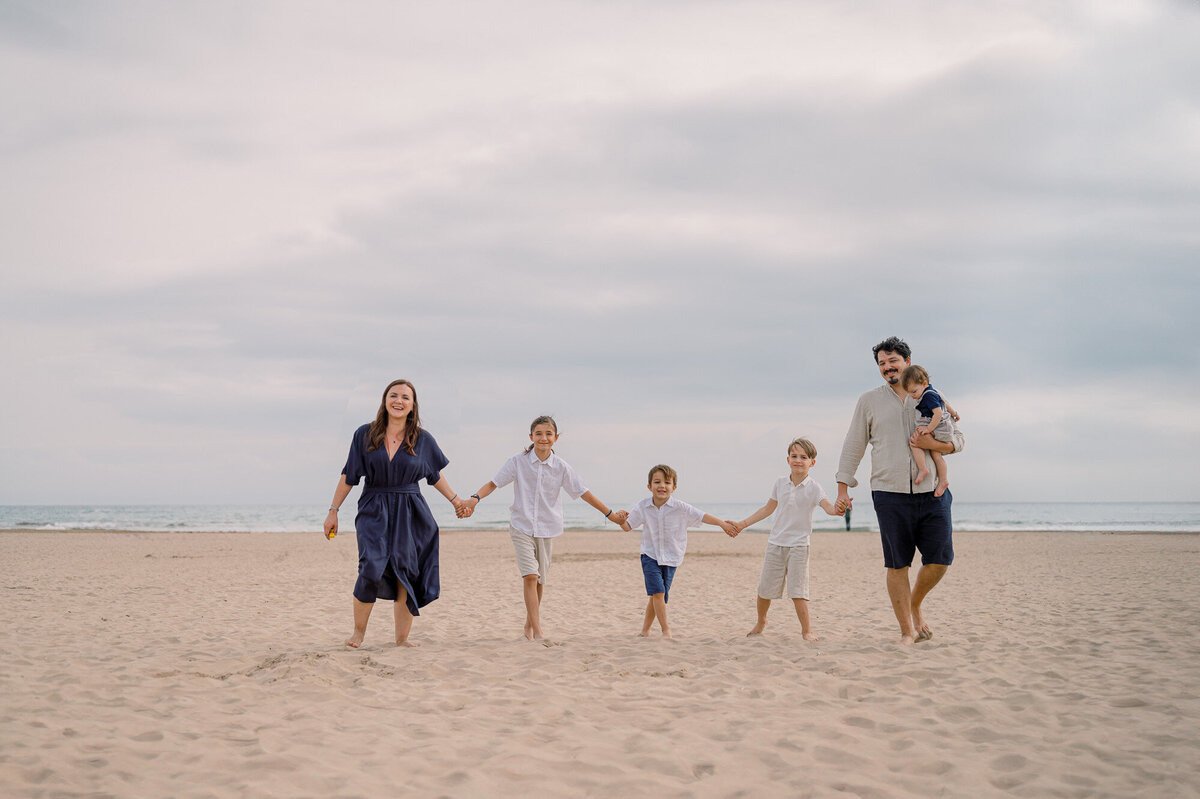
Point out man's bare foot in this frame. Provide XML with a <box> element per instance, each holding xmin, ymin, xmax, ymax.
<box><xmin>395</xmin><ymin>639</ymin><xmax>420</xmax><ymax>648</ymax></box>
<box><xmin>345</xmin><ymin>629</ymin><xmax>365</xmax><ymax>648</ymax></box>
<box><xmin>747</xmin><ymin>620</ymin><xmax>767</xmax><ymax>636</ymax></box>
<box><xmin>802</xmin><ymin>631</ymin><xmax>820</xmax><ymax>642</ymax></box>
<box><xmin>911</xmin><ymin>606</ymin><xmax>931</xmax><ymax>638</ymax></box>
<box><xmin>934</xmin><ymin>479</ymin><xmax>949</xmax><ymax>498</ymax></box>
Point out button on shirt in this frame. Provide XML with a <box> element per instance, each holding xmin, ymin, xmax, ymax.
<box><xmin>768</xmin><ymin>475</ymin><xmax>827</xmax><ymax>547</ymax></box>
<box><xmin>836</xmin><ymin>384</ymin><xmax>964</xmax><ymax>494</ymax></box>
<box><xmin>492</xmin><ymin>449</ymin><xmax>588</xmax><ymax>538</ymax></box>
<box><xmin>626</xmin><ymin>496</ymin><xmax>705</xmax><ymax>568</ymax></box>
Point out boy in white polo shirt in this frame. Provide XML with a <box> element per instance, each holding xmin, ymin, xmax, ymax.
<box><xmin>617</xmin><ymin>464</ymin><xmax>739</xmax><ymax>638</ymax></box>
<box><xmin>738</xmin><ymin>438</ymin><xmax>842</xmax><ymax>641</ymax></box>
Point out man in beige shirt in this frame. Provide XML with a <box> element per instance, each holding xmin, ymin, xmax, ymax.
<box><xmin>835</xmin><ymin>336</ymin><xmax>963</xmax><ymax>645</ymax></box>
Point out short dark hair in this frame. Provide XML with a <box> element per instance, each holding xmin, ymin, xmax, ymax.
<box><xmin>872</xmin><ymin>336</ymin><xmax>911</xmax><ymax>362</ymax></box>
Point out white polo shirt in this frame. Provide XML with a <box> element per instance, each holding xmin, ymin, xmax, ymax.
<box><xmin>767</xmin><ymin>475</ymin><xmax>827</xmax><ymax>547</ymax></box>
<box><xmin>627</xmin><ymin>496</ymin><xmax>706</xmax><ymax>568</ymax></box>
<box><xmin>492</xmin><ymin>449</ymin><xmax>588</xmax><ymax>538</ymax></box>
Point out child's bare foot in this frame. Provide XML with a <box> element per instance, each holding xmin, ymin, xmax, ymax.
<box><xmin>345</xmin><ymin>629</ymin><xmax>365</xmax><ymax>648</ymax></box>
<box><xmin>746</xmin><ymin>620</ymin><xmax>767</xmax><ymax>636</ymax></box>
<box><xmin>915</xmin><ymin>468</ymin><xmax>929</xmax><ymax>485</ymax></box>
<box><xmin>395</xmin><ymin>638</ymin><xmax>420</xmax><ymax>648</ymax></box>
<box><xmin>934</xmin><ymin>478</ymin><xmax>949</xmax><ymax>498</ymax></box>
<box><xmin>802</xmin><ymin>631</ymin><xmax>820</xmax><ymax>642</ymax></box>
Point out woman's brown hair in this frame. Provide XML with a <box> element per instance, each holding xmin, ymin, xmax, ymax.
<box><xmin>366</xmin><ymin>379</ymin><xmax>421</xmax><ymax>455</ymax></box>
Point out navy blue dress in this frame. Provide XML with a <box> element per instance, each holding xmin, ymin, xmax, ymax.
<box><xmin>342</xmin><ymin>424</ymin><xmax>448</xmax><ymax>615</ymax></box>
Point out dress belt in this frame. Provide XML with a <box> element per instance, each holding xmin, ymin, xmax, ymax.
<box><xmin>363</xmin><ymin>485</ymin><xmax>421</xmax><ymax>495</ymax></box>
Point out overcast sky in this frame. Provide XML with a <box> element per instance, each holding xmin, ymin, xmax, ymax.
<box><xmin>2</xmin><ymin>0</ymin><xmax>1198</xmax><ymax>507</ymax></box>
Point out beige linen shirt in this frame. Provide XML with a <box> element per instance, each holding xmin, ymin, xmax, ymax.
<box><xmin>836</xmin><ymin>384</ymin><xmax>964</xmax><ymax>495</ymax></box>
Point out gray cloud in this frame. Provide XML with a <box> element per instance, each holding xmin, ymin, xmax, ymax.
<box><xmin>2</xmin><ymin>0</ymin><xmax>1198</xmax><ymax>503</ymax></box>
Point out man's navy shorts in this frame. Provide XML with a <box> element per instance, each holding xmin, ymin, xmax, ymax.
<box><xmin>872</xmin><ymin>489</ymin><xmax>954</xmax><ymax>569</ymax></box>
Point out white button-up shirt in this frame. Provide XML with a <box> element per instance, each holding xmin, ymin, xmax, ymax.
<box><xmin>627</xmin><ymin>496</ymin><xmax>706</xmax><ymax>568</ymax></box>
<box><xmin>493</xmin><ymin>449</ymin><xmax>588</xmax><ymax>538</ymax></box>
<box><xmin>767</xmin><ymin>475</ymin><xmax>827</xmax><ymax>547</ymax></box>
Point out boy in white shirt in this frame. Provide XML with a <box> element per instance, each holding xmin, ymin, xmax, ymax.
<box><xmin>738</xmin><ymin>438</ymin><xmax>842</xmax><ymax>641</ymax></box>
<box><xmin>618</xmin><ymin>464</ymin><xmax>739</xmax><ymax>638</ymax></box>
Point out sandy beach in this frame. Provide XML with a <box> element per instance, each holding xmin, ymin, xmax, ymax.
<box><xmin>1</xmin><ymin>528</ymin><xmax>1197</xmax><ymax>798</ymax></box>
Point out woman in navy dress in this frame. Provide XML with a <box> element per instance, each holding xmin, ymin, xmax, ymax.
<box><xmin>324</xmin><ymin>379</ymin><xmax>467</xmax><ymax>648</ymax></box>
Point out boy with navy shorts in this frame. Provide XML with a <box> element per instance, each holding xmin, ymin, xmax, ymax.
<box><xmin>617</xmin><ymin>464</ymin><xmax>739</xmax><ymax>638</ymax></box>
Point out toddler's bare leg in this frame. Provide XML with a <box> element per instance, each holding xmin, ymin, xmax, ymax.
<box><xmin>346</xmin><ymin>598</ymin><xmax>373</xmax><ymax>648</ymax></box>
<box><xmin>932</xmin><ymin>451</ymin><xmax>950</xmax><ymax>497</ymax></box>
<box><xmin>910</xmin><ymin>443</ymin><xmax>929</xmax><ymax>484</ymax></box>
<box><xmin>792</xmin><ymin>598</ymin><xmax>818</xmax><ymax>641</ymax></box>
<box><xmin>747</xmin><ymin>596</ymin><xmax>771</xmax><ymax>636</ymax></box>
<box><xmin>394</xmin><ymin>587</ymin><xmax>419</xmax><ymax>647</ymax></box>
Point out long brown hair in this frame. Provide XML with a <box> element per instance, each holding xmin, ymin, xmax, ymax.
<box><xmin>367</xmin><ymin>379</ymin><xmax>421</xmax><ymax>455</ymax></box>
<box><xmin>524</xmin><ymin>415</ymin><xmax>558</xmax><ymax>453</ymax></box>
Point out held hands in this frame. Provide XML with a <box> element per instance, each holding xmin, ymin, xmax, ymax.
<box><xmin>608</xmin><ymin>509</ymin><xmax>629</xmax><ymax>525</ymax></box>
<box><xmin>719</xmin><ymin>520</ymin><xmax>740</xmax><ymax>537</ymax></box>
<box><xmin>452</xmin><ymin>496</ymin><xmax>473</xmax><ymax>519</ymax></box>
<box><xmin>833</xmin><ymin>495</ymin><xmax>853</xmax><ymax>515</ymax></box>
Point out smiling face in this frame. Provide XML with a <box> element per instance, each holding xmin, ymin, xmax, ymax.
<box><xmin>876</xmin><ymin>349</ymin><xmax>911</xmax><ymax>389</ymax></box>
<box><xmin>529</xmin><ymin>423</ymin><xmax>559</xmax><ymax>458</ymax></box>
<box><xmin>647</xmin><ymin>470</ymin><xmax>677</xmax><ymax>506</ymax></box>
<box><xmin>786</xmin><ymin>446</ymin><xmax>815</xmax><ymax>480</ymax></box>
<box><xmin>385</xmin><ymin>383</ymin><xmax>415</xmax><ymax>423</ymax></box>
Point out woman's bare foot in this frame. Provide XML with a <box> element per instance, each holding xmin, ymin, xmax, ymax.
<box><xmin>395</xmin><ymin>638</ymin><xmax>420</xmax><ymax>648</ymax></box>
<box><xmin>746</xmin><ymin>620</ymin><xmax>767</xmax><ymax>636</ymax></box>
<box><xmin>934</xmin><ymin>478</ymin><xmax>949</xmax><ymax>498</ymax></box>
<box><xmin>345</xmin><ymin>629</ymin><xmax>365</xmax><ymax>648</ymax></box>
<box><xmin>802</xmin><ymin>631</ymin><xmax>820</xmax><ymax>642</ymax></box>
<box><xmin>638</xmin><ymin>630</ymin><xmax>652</xmax><ymax>637</ymax></box>
<box><xmin>898</xmin><ymin>633</ymin><xmax>915</xmax><ymax>646</ymax></box>
<box><xmin>661</xmin><ymin>629</ymin><xmax>673</xmax><ymax>639</ymax></box>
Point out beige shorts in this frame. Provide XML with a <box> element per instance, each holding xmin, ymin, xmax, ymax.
<box><xmin>757</xmin><ymin>543</ymin><xmax>810</xmax><ymax>600</ymax></box>
<box><xmin>510</xmin><ymin>526</ymin><xmax>553</xmax><ymax>585</ymax></box>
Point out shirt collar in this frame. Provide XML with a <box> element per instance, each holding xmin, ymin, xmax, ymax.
<box><xmin>787</xmin><ymin>475</ymin><xmax>813</xmax><ymax>488</ymax></box>
<box><xmin>526</xmin><ymin>448</ymin><xmax>558</xmax><ymax>467</ymax></box>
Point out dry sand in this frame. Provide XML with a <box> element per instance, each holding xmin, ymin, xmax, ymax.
<box><xmin>1</xmin><ymin>528</ymin><xmax>1198</xmax><ymax>798</ymax></box>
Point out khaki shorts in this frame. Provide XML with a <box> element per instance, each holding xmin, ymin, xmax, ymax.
<box><xmin>757</xmin><ymin>543</ymin><xmax>810</xmax><ymax>600</ymax></box>
<box><xmin>510</xmin><ymin>526</ymin><xmax>553</xmax><ymax>585</ymax></box>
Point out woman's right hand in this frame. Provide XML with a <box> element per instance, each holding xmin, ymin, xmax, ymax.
<box><xmin>324</xmin><ymin>510</ymin><xmax>339</xmax><ymax>539</ymax></box>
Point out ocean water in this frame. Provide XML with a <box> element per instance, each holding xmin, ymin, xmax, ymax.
<box><xmin>1</xmin><ymin>500</ymin><xmax>1196</xmax><ymax>534</ymax></box>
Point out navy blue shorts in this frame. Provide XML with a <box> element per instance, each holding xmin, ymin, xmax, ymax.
<box><xmin>641</xmin><ymin>554</ymin><xmax>677</xmax><ymax>601</ymax></box>
<box><xmin>872</xmin><ymin>489</ymin><xmax>954</xmax><ymax>569</ymax></box>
